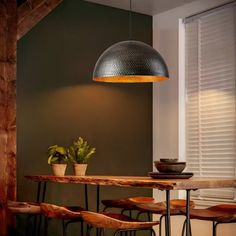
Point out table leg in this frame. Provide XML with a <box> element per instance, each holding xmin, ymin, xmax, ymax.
<box><xmin>96</xmin><ymin>185</ymin><xmax>100</xmax><ymax>212</ymax></box>
<box><xmin>41</xmin><ymin>182</ymin><xmax>47</xmax><ymax>202</ymax></box>
<box><xmin>36</xmin><ymin>182</ymin><xmax>47</xmax><ymax>236</ymax></box>
<box><xmin>34</xmin><ymin>182</ymin><xmax>42</xmax><ymax>235</ymax></box>
<box><xmin>96</xmin><ymin>185</ymin><xmax>100</xmax><ymax>236</ymax></box>
<box><xmin>85</xmin><ymin>184</ymin><xmax>88</xmax><ymax>210</ymax></box>
<box><xmin>36</xmin><ymin>182</ymin><xmax>42</xmax><ymax>202</ymax></box>
<box><xmin>165</xmin><ymin>190</ymin><xmax>171</xmax><ymax>236</ymax></box>
<box><xmin>185</xmin><ymin>190</ymin><xmax>191</xmax><ymax>236</ymax></box>
<box><xmin>35</xmin><ymin>181</ymin><xmax>47</xmax><ymax>203</ymax></box>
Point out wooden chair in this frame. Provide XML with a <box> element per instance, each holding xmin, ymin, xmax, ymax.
<box><xmin>181</xmin><ymin>204</ymin><xmax>236</xmax><ymax>236</ymax></box>
<box><xmin>102</xmin><ymin>196</ymin><xmax>155</xmax><ymax>217</ymax></box>
<box><xmin>40</xmin><ymin>203</ymin><xmax>84</xmax><ymax>236</ymax></box>
<box><xmin>136</xmin><ymin>199</ymin><xmax>195</xmax><ymax>236</ymax></box>
<box><xmin>81</xmin><ymin>210</ymin><xmax>159</xmax><ymax>236</ymax></box>
<box><xmin>7</xmin><ymin>201</ymin><xmax>41</xmax><ymax>236</ymax></box>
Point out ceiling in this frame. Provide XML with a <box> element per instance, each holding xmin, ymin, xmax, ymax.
<box><xmin>85</xmin><ymin>0</ymin><xmax>196</xmax><ymax>15</ymax></box>
<box><xmin>17</xmin><ymin>0</ymin><xmax>196</xmax><ymax>15</ymax></box>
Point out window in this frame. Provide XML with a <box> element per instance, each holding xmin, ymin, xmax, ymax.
<box><xmin>181</xmin><ymin>3</ymin><xmax>236</xmax><ymax>203</ymax></box>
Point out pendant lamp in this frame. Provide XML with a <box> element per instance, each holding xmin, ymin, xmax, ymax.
<box><xmin>93</xmin><ymin>0</ymin><xmax>169</xmax><ymax>83</ymax></box>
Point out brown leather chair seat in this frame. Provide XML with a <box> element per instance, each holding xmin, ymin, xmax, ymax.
<box><xmin>181</xmin><ymin>204</ymin><xmax>236</xmax><ymax>236</ymax></box>
<box><xmin>40</xmin><ymin>203</ymin><xmax>84</xmax><ymax>236</ymax></box>
<box><xmin>102</xmin><ymin>196</ymin><xmax>155</xmax><ymax>211</ymax></box>
<box><xmin>182</xmin><ymin>204</ymin><xmax>236</xmax><ymax>222</ymax></box>
<box><xmin>7</xmin><ymin>201</ymin><xmax>41</xmax><ymax>235</ymax></box>
<box><xmin>136</xmin><ymin>199</ymin><xmax>195</xmax><ymax>236</ymax></box>
<box><xmin>136</xmin><ymin>199</ymin><xmax>195</xmax><ymax>215</ymax></box>
<box><xmin>8</xmin><ymin>201</ymin><xmax>41</xmax><ymax>214</ymax></box>
<box><xmin>81</xmin><ymin>210</ymin><xmax>159</xmax><ymax>236</ymax></box>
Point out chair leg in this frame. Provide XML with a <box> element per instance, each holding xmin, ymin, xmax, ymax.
<box><xmin>113</xmin><ymin>230</ymin><xmax>120</xmax><ymax>236</ymax></box>
<box><xmin>43</xmin><ymin>217</ymin><xmax>49</xmax><ymax>236</ymax></box>
<box><xmin>80</xmin><ymin>221</ymin><xmax>84</xmax><ymax>236</ymax></box>
<box><xmin>159</xmin><ymin>215</ymin><xmax>165</xmax><ymax>236</ymax></box>
<box><xmin>103</xmin><ymin>206</ymin><xmax>108</xmax><ymax>212</ymax></box>
<box><xmin>25</xmin><ymin>214</ymin><xmax>33</xmax><ymax>236</ymax></box>
<box><xmin>114</xmin><ymin>228</ymin><xmax>156</xmax><ymax>236</ymax></box>
<box><xmin>165</xmin><ymin>215</ymin><xmax>168</xmax><ymax>236</ymax></box>
<box><xmin>213</xmin><ymin>221</ymin><xmax>220</xmax><ymax>236</ymax></box>
<box><xmin>189</xmin><ymin>220</ymin><xmax>192</xmax><ymax>236</ymax></box>
<box><xmin>33</xmin><ymin>215</ymin><xmax>39</xmax><ymax>236</ymax></box>
<box><xmin>136</xmin><ymin>211</ymin><xmax>145</xmax><ymax>220</ymax></box>
<box><xmin>129</xmin><ymin>210</ymin><xmax>132</xmax><ymax>218</ymax></box>
<box><xmin>181</xmin><ymin>219</ymin><xmax>186</xmax><ymax>236</ymax></box>
<box><xmin>62</xmin><ymin>220</ymin><xmax>66</xmax><ymax>236</ymax></box>
<box><xmin>86</xmin><ymin>226</ymin><xmax>93</xmax><ymax>236</ymax></box>
<box><xmin>121</xmin><ymin>209</ymin><xmax>129</xmax><ymax>215</ymax></box>
<box><xmin>151</xmin><ymin>228</ymin><xmax>156</xmax><ymax>236</ymax></box>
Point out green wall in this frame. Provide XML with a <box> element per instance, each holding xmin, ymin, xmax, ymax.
<box><xmin>17</xmin><ymin>0</ymin><xmax>152</xmax><ymax>235</ymax></box>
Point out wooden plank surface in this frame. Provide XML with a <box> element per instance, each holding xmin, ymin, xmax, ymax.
<box><xmin>0</xmin><ymin>0</ymin><xmax>17</xmax><ymax>234</ymax></box>
<box><xmin>24</xmin><ymin>175</ymin><xmax>236</xmax><ymax>190</ymax></box>
<box><xmin>17</xmin><ymin>0</ymin><xmax>63</xmax><ymax>40</ymax></box>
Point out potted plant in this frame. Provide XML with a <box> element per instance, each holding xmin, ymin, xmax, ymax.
<box><xmin>47</xmin><ymin>145</ymin><xmax>69</xmax><ymax>176</ymax></box>
<box><xmin>68</xmin><ymin>137</ymin><xmax>96</xmax><ymax>176</ymax></box>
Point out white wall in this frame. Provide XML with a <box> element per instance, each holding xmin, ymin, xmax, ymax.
<box><xmin>152</xmin><ymin>0</ymin><xmax>236</xmax><ymax>235</ymax></box>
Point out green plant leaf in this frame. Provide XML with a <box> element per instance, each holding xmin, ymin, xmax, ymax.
<box><xmin>68</xmin><ymin>137</ymin><xmax>96</xmax><ymax>164</ymax></box>
<box><xmin>47</xmin><ymin>145</ymin><xmax>69</xmax><ymax>164</ymax></box>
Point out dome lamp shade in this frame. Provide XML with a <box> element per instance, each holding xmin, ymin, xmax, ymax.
<box><xmin>93</xmin><ymin>40</ymin><xmax>169</xmax><ymax>83</ymax></box>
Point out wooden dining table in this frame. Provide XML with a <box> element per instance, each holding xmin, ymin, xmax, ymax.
<box><xmin>25</xmin><ymin>175</ymin><xmax>236</xmax><ymax>236</ymax></box>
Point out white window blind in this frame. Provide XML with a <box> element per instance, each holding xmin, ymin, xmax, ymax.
<box><xmin>184</xmin><ymin>5</ymin><xmax>236</xmax><ymax>201</ymax></box>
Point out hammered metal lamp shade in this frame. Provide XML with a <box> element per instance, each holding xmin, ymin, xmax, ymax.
<box><xmin>93</xmin><ymin>40</ymin><xmax>169</xmax><ymax>83</ymax></box>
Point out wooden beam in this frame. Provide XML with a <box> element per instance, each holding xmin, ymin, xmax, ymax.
<box><xmin>0</xmin><ymin>0</ymin><xmax>17</xmax><ymax>234</ymax></box>
<box><xmin>17</xmin><ymin>0</ymin><xmax>62</xmax><ymax>40</ymax></box>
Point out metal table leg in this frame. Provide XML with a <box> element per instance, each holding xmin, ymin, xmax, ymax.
<box><xmin>36</xmin><ymin>182</ymin><xmax>47</xmax><ymax>236</ymax></box>
<box><xmin>96</xmin><ymin>185</ymin><xmax>100</xmax><ymax>212</ymax></box>
<box><xmin>34</xmin><ymin>182</ymin><xmax>42</xmax><ymax>235</ymax></box>
<box><xmin>96</xmin><ymin>185</ymin><xmax>100</xmax><ymax>236</ymax></box>
<box><xmin>36</xmin><ymin>182</ymin><xmax>42</xmax><ymax>202</ymax></box>
<box><xmin>85</xmin><ymin>184</ymin><xmax>88</xmax><ymax>210</ymax></box>
<box><xmin>41</xmin><ymin>182</ymin><xmax>47</xmax><ymax>202</ymax></box>
<box><xmin>165</xmin><ymin>190</ymin><xmax>171</xmax><ymax>236</ymax></box>
<box><xmin>35</xmin><ymin>181</ymin><xmax>47</xmax><ymax>203</ymax></box>
<box><xmin>185</xmin><ymin>190</ymin><xmax>191</xmax><ymax>236</ymax></box>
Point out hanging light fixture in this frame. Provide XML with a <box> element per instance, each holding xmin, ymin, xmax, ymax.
<box><xmin>93</xmin><ymin>0</ymin><xmax>169</xmax><ymax>83</ymax></box>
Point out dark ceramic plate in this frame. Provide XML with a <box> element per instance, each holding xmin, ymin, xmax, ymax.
<box><xmin>160</xmin><ymin>158</ymin><xmax>178</xmax><ymax>163</ymax></box>
<box><xmin>148</xmin><ymin>172</ymin><xmax>193</xmax><ymax>179</ymax></box>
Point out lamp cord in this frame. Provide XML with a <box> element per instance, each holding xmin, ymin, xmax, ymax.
<box><xmin>129</xmin><ymin>0</ymin><xmax>132</xmax><ymax>39</ymax></box>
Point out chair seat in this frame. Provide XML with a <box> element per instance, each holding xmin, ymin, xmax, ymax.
<box><xmin>187</xmin><ymin>204</ymin><xmax>236</xmax><ymax>223</ymax></box>
<box><xmin>81</xmin><ymin>211</ymin><xmax>159</xmax><ymax>229</ymax></box>
<box><xmin>208</xmin><ymin>204</ymin><xmax>236</xmax><ymax>214</ymax></box>
<box><xmin>7</xmin><ymin>201</ymin><xmax>41</xmax><ymax>214</ymax></box>
<box><xmin>136</xmin><ymin>199</ymin><xmax>195</xmax><ymax>215</ymax></box>
<box><xmin>102</xmin><ymin>196</ymin><xmax>155</xmax><ymax>210</ymax></box>
<box><xmin>40</xmin><ymin>203</ymin><xmax>84</xmax><ymax>220</ymax></box>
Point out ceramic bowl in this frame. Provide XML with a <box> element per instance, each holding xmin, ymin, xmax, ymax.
<box><xmin>160</xmin><ymin>158</ymin><xmax>178</xmax><ymax>163</ymax></box>
<box><xmin>154</xmin><ymin>161</ymin><xmax>186</xmax><ymax>173</ymax></box>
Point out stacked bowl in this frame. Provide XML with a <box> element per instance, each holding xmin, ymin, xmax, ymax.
<box><xmin>154</xmin><ymin>159</ymin><xmax>186</xmax><ymax>174</ymax></box>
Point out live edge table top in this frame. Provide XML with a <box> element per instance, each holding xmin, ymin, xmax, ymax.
<box><xmin>24</xmin><ymin>175</ymin><xmax>236</xmax><ymax>191</ymax></box>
